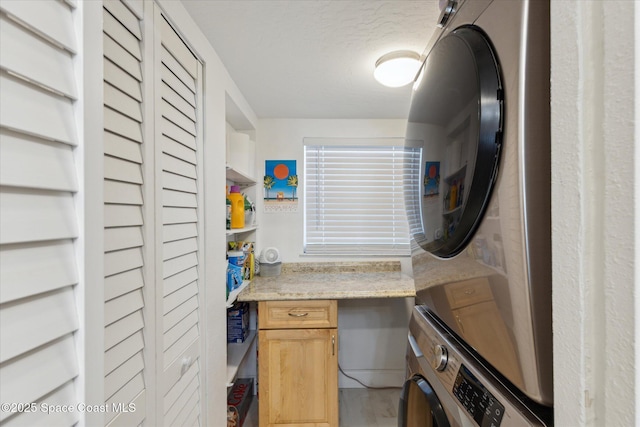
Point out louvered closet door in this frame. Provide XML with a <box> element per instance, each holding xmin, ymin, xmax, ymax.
<box><xmin>0</xmin><ymin>1</ymin><xmax>81</xmax><ymax>426</ymax></box>
<box><xmin>156</xmin><ymin>14</ymin><xmax>204</xmax><ymax>427</ymax></box>
<box><xmin>102</xmin><ymin>1</ymin><xmax>148</xmax><ymax>426</ymax></box>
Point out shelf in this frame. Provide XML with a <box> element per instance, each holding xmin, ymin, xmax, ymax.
<box><xmin>227</xmin><ymin>329</ymin><xmax>257</xmax><ymax>387</ymax></box>
<box><xmin>226</xmin><ymin>165</ymin><xmax>257</xmax><ymax>186</ymax></box>
<box><xmin>226</xmin><ymin>224</ymin><xmax>258</xmax><ymax>235</ymax></box>
<box><xmin>443</xmin><ymin>205</ymin><xmax>463</xmax><ymax>215</ymax></box>
<box><xmin>444</xmin><ymin>163</ymin><xmax>467</xmax><ymax>184</ymax></box>
<box><xmin>226</xmin><ymin>280</ymin><xmax>250</xmax><ymax>308</ymax></box>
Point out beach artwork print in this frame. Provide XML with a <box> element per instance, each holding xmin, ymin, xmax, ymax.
<box><xmin>424</xmin><ymin>161</ymin><xmax>440</xmax><ymax>197</ymax></box>
<box><xmin>264</xmin><ymin>160</ymin><xmax>298</xmax><ymax>212</ymax></box>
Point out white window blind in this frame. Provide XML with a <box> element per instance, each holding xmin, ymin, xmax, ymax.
<box><xmin>304</xmin><ymin>143</ymin><xmax>421</xmax><ymax>256</ymax></box>
<box><xmin>404</xmin><ymin>144</ymin><xmax>424</xmax><ymax>252</ymax></box>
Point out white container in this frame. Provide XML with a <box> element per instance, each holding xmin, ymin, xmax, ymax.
<box><xmin>259</xmin><ymin>262</ymin><xmax>281</xmax><ymax>277</ymax></box>
<box><xmin>227</xmin><ymin>132</ymin><xmax>255</xmax><ymax>177</ymax></box>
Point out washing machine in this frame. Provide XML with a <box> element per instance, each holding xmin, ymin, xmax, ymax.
<box><xmin>402</xmin><ymin>0</ymin><xmax>552</xmax><ymax>425</ymax></box>
<box><xmin>399</xmin><ymin>306</ymin><xmax>552</xmax><ymax>426</ymax></box>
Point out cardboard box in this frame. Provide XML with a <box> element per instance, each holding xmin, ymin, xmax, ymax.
<box><xmin>227</xmin><ymin>378</ymin><xmax>254</xmax><ymax>427</ymax></box>
<box><xmin>227</xmin><ymin>302</ymin><xmax>249</xmax><ymax>343</ymax></box>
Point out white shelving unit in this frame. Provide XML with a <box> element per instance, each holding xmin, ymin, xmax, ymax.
<box><xmin>225</xmin><ymin>116</ymin><xmax>258</xmax><ymax>393</ymax></box>
<box><xmin>226</xmin><ymin>165</ymin><xmax>256</xmax><ymax>186</ymax></box>
<box><xmin>226</xmin><ymin>280</ymin><xmax>250</xmax><ymax>308</ymax></box>
<box><xmin>226</xmin><ymin>330</ymin><xmax>257</xmax><ymax>387</ymax></box>
<box><xmin>226</xmin><ymin>224</ymin><xmax>258</xmax><ymax>236</ymax></box>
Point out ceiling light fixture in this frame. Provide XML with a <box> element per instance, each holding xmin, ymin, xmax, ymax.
<box><xmin>374</xmin><ymin>50</ymin><xmax>422</xmax><ymax>88</ymax></box>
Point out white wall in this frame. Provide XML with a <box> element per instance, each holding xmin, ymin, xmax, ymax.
<box><xmin>256</xmin><ymin>118</ymin><xmax>414</xmax><ymax>387</ymax></box>
<box><xmin>551</xmin><ymin>1</ymin><xmax>638</xmax><ymax>425</ymax></box>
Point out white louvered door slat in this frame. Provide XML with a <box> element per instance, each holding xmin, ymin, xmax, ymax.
<box><xmin>157</xmin><ymin>13</ymin><xmax>203</xmax><ymax>425</ymax></box>
<box><xmin>0</xmin><ymin>0</ymin><xmax>77</xmax><ymax>53</ymax></box>
<box><xmin>103</xmin><ymin>35</ymin><xmax>141</xmax><ymax>81</ymax></box>
<box><xmin>0</xmin><ymin>17</ymin><xmax>77</xmax><ymax>99</ymax></box>
<box><xmin>105</xmin><ymin>82</ymin><xmax>143</xmax><ymax>122</ymax></box>
<box><xmin>104</xmin><ymin>268</ymin><xmax>144</xmax><ymax>302</ymax></box>
<box><xmin>0</xmin><ymin>240</ymin><xmax>77</xmax><ymax>304</ymax></box>
<box><xmin>0</xmin><ymin>4</ymin><xmax>81</xmax><ymax>423</ymax></box>
<box><xmin>102</xmin><ymin>2</ymin><xmax>147</xmax><ymax>425</ymax></box>
<box><xmin>104</xmin><ymin>156</ymin><xmax>143</xmax><ymax>184</ymax></box>
<box><xmin>105</xmin><ymin>311</ymin><xmax>144</xmax><ymax>351</ymax></box>
<box><xmin>104</xmin><ymin>0</ymin><xmax>142</xmax><ymax>40</ymax></box>
<box><xmin>1</xmin><ymin>130</ymin><xmax>78</xmax><ymax>192</ymax></box>
<box><xmin>103</xmin><ymin>9</ymin><xmax>141</xmax><ymax>60</ymax></box>
<box><xmin>0</xmin><ymin>287</ymin><xmax>78</xmax><ymax>363</ymax></box>
<box><xmin>105</xmin><ymin>331</ymin><xmax>144</xmax><ymax>375</ymax></box>
<box><xmin>104</xmin><ymin>131</ymin><xmax>142</xmax><ymax>163</ymax></box>
<box><xmin>0</xmin><ymin>74</ymin><xmax>77</xmax><ymax>146</ymax></box>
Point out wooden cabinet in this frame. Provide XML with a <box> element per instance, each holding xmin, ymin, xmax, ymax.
<box><xmin>258</xmin><ymin>300</ymin><xmax>338</xmax><ymax>427</ymax></box>
<box><xmin>445</xmin><ymin>278</ymin><xmax>523</xmax><ymax>388</ymax></box>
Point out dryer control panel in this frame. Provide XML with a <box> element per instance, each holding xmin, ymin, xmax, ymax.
<box><xmin>453</xmin><ymin>364</ymin><xmax>505</xmax><ymax>427</ymax></box>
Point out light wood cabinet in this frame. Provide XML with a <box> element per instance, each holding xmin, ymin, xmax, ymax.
<box><xmin>445</xmin><ymin>278</ymin><xmax>523</xmax><ymax>388</ymax></box>
<box><xmin>258</xmin><ymin>300</ymin><xmax>338</xmax><ymax>427</ymax></box>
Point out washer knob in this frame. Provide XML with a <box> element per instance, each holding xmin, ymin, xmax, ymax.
<box><xmin>433</xmin><ymin>344</ymin><xmax>448</xmax><ymax>371</ymax></box>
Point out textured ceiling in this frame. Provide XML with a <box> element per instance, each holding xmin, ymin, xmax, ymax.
<box><xmin>180</xmin><ymin>0</ymin><xmax>442</xmax><ymax>120</ymax></box>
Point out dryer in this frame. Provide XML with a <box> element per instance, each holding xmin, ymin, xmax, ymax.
<box><xmin>403</xmin><ymin>0</ymin><xmax>552</xmax><ymax>421</ymax></box>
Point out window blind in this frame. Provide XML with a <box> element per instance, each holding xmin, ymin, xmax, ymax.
<box><xmin>304</xmin><ymin>144</ymin><xmax>421</xmax><ymax>255</ymax></box>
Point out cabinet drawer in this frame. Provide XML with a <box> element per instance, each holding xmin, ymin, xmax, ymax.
<box><xmin>444</xmin><ymin>278</ymin><xmax>493</xmax><ymax>309</ymax></box>
<box><xmin>259</xmin><ymin>300</ymin><xmax>337</xmax><ymax>329</ymax></box>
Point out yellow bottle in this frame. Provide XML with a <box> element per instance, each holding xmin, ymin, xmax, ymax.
<box><xmin>229</xmin><ymin>186</ymin><xmax>245</xmax><ymax>229</ymax></box>
<box><xmin>449</xmin><ymin>180</ymin><xmax>458</xmax><ymax>211</ymax></box>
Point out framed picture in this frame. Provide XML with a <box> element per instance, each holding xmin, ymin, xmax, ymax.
<box><xmin>424</xmin><ymin>161</ymin><xmax>440</xmax><ymax>197</ymax></box>
<box><xmin>264</xmin><ymin>160</ymin><xmax>298</xmax><ymax>212</ymax></box>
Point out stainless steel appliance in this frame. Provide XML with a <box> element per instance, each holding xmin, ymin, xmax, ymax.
<box><xmin>403</xmin><ymin>0</ymin><xmax>552</xmax><ymax>422</ymax></box>
<box><xmin>400</xmin><ymin>306</ymin><xmax>551</xmax><ymax>426</ymax></box>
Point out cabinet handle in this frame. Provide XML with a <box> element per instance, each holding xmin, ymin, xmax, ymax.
<box><xmin>332</xmin><ymin>335</ymin><xmax>336</xmax><ymax>356</ymax></box>
<box><xmin>288</xmin><ymin>312</ymin><xmax>309</xmax><ymax>317</ymax></box>
<box><xmin>455</xmin><ymin>314</ymin><xmax>465</xmax><ymax>334</ymax></box>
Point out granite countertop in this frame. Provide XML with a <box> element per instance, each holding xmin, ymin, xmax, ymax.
<box><xmin>237</xmin><ymin>261</ymin><xmax>416</xmax><ymax>301</ymax></box>
<box><xmin>411</xmin><ymin>250</ymin><xmax>498</xmax><ymax>292</ymax></box>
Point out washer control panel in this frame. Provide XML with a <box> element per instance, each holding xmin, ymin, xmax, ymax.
<box><xmin>453</xmin><ymin>364</ymin><xmax>505</xmax><ymax>427</ymax></box>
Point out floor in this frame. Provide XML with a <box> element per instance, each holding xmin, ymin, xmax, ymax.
<box><xmin>240</xmin><ymin>388</ymin><xmax>401</xmax><ymax>427</ymax></box>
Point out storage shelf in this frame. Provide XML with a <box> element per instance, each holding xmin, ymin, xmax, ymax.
<box><xmin>226</xmin><ymin>165</ymin><xmax>257</xmax><ymax>186</ymax></box>
<box><xmin>227</xmin><ymin>329</ymin><xmax>257</xmax><ymax>387</ymax></box>
<box><xmin>443</xmin><ymin>205</ymin><xmax>463</xmax><ymax>215</ymax></box>
<box><xmin>226</xmin><ymin>280</ymin><xmax>250</xmax><ymax>308</ymax></box>
<box><xmin>444</xmin><ymin>163</ymin><xmax>467</xmax><ymax>183</ymax></box>
<box><xmin>226</xmin><ymin>224</ymin><xmax>258</xmax><ymax>235</ymax></box>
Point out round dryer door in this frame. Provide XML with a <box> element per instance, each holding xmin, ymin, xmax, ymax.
<box><xmin>405</xmin><ymin>26</ymin><xmax>503</xmax><ymax>258</ymax></box>
<box><xmin>398</xmin><ymin>375</ymin><xmax>451</xmax><ymax>427</ymax></box>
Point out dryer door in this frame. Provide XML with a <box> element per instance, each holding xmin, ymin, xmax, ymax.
<box><xmin>405</xmin><ymin>26</ymin><xmax>502</xmax><ymax>258</ymax></box>
<box><xmin>398</xmin><ymin>375</ymin><xmax>451</xmax><ymax>427</ymax></box>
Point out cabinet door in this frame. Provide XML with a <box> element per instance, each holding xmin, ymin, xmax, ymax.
<box><xmin>259</xmin><ymin>328</ymin><xmax>338</xmax><ymax>427</ymax></box>
<box><xmin>453</xmin><ymin>301</ymin><xmax>523</xmax><ymax>387</ymax></box>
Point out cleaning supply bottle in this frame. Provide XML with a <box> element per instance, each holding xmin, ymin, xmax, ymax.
<box><xmin>229</xmin><ymin>185</ymin><xmax>245</xmax><ymax>229</ymax></box>
<box><xmin>449</xmin><ymin>180</ymin><xmax>458</xmax><ymax>211</ymax></box>
<box><xmin>226</xmin><ymin>186</ymin><xmax>231</xmax><ymax>230</ymax></box>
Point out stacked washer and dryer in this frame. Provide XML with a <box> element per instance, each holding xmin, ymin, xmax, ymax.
<box><xmin>401</xmin><ymin>0</ymin><xmax>552</xmax><ymax>426</ymax></box>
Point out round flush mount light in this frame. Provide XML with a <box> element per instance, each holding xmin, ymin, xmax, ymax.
<box><xmin>374</xmin><ymin>50</ymin><xmax>422</xmax><ymax>88</ymax></box>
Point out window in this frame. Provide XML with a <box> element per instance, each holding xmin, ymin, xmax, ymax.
<box><xmin>303</xmin><ymin>138</ymin><xmax>421</xmax><ymax>256</ymax></box>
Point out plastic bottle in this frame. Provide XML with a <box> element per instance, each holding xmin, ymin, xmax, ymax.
<box><xmin>449</xmin><ymin>180</ymin><xmax>458</xmax><ymax>211</ymax></box>
<box><xmin>226</xmin><ymin>186</ymin><xmax>232</xmax><ymax>230</ymax></box>
<box><xmin>229</xmin><ymin>185</ymin><xmax>245</xmax><ymax>229</ymax></box>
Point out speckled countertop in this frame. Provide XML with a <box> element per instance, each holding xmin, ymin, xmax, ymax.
<box><xmin>412</xmin><ymin>250</ymin><xmax>498</xmax><ymax>292</ymax></box>
<box><xmin>237</xmin><ymin>261</ymin><xmax>415</xmax><ymax>301</ymax></box>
